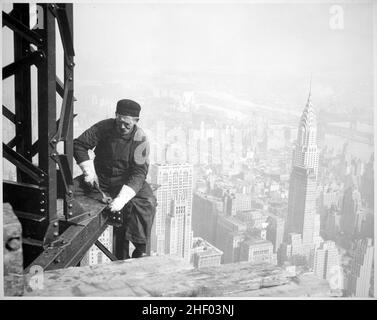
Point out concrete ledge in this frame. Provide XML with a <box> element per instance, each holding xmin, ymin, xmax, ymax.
<box><xmin>24</xmin><ymin>255</ymin><xmax>339</xmax><ymax>297</ymax></box>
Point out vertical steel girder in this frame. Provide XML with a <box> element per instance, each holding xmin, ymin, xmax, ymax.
<box><xmin>3</xmin><ymin>3</ymin><xmax>122</xmax><ymax>270</ymax></box>
<box><xmin>33</xmin><ymin>4</ymin><xmax>58</xmax><ymax>244</ymax></box>
<box><xmin>63</xmin><ymin>4</ymin><xmax>74</xmax><ymax>183</ymax></box>
<box><xmin>53</xmin><ymin>3</ymin><xmax>76</xmax><ymax>219</ymax></box>
<box><xmin>2</xmin><ymin>3</ymin><xmax>78</xmax><ymax>253</ymax></box>
<box><xmin>13</xmin><ymin>4</ymin><xmax>33</xmax><ymax>183</ymax></box>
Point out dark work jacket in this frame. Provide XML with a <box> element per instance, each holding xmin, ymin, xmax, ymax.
<box><xmin>73</xmin><ymin>119</ymin><xmax>156</xmax><ymax>244</ymax></box>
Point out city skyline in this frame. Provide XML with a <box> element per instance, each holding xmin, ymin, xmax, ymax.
<box><xmin>2</xmin><ymin>72</ymin><xmax>374</xmax><ymax>296</ymax></box>
<box><xmin>2</xmin><ymin>1</ymin><xmax>374</xmax><ymax>298</ymax></box>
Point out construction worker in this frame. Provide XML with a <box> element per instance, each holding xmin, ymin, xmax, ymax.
<box><xmin>73</xmin><ymin>99</ymin><xmax>156</xmax><ymax>259</ymax></box>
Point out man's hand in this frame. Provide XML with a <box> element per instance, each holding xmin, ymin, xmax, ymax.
<box><xmin>78</xmin><ymin>160</ymin><xmax>99</xmax><ymax>188</ymax></box>
<box><xmin>108</xmin><ymin>185</ymin><xmax>136</xmax><ymax>212</ymax></box>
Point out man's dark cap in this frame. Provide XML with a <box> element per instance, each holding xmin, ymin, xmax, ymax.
<box><xmin>116</xmin><ymin>99</ymin><xmax>141</xmax><ymax>117</ymax></box>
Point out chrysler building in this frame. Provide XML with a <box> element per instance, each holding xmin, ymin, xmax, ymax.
<box><xmin>284</xmin><ymin>86</ymin><xmax>321</xmax><ymax>255</ymax></box>
<box><xmin>292</xmin><ymin>88</ymin><xmax>319</xmax><ymax>178</ymax></box>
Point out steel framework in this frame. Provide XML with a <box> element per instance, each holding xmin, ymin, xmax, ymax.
<box><xmin>2</xmin><ymin>3</ymin><xmax>123</xmax><ymax>271</ymax></box>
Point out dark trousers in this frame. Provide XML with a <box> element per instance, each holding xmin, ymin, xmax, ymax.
<box><xmin>113</xmin><ymin>225</ymin><xmax>147</xmax><ymax>259</ymax></box>
<box><xmin>111</xmin><ymin>194</ymin><xmax>155</xmax><ymax>260</ymax></box>
<box><xmin>77</xmin><ymin>174</ymin><xmax>156</xmax><ymax>260</ymax></box>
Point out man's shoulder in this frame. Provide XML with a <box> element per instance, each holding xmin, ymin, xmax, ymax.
<box><xmin>95</xmin><ymin>118</ymin><xmax>114</xmax><ymax>127</ymax></box>
<box><xmin>91</xmin><ymin>118</ymin><xmax>115</xmax><ymax>131</ymax></box>
<box><xmin>132</xmin><ymin>125</ymin><xmax>148</xmax><ymax>142</ymax></box>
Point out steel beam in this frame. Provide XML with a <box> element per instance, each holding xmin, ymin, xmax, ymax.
<box><xmin>3</xmin><ymin>143</ymin><xmax>46</xmax><ymax>184</ymax></box>
<box><xmin>3</xmin><ymin>50</ymin><xmax>44</xmax><ymax>80</ymax></box>
<box><xmin>50</xmin><ymin>3</ymin><xmax>75</xmax><ymax>58</ymax></box>
<box><xmin>53</xmin><ymin>153</ymin><xmax>73</xmax><ymax>194</ymax></box>
<box><xmin>2</xmin><ymin>105</ymin><xmax>16</xmax><ymax>123</ymax></box>
<box><xmin>35</xmin><ymin>4</ymin><xmax>58</xmax><ymax>243</ymax></box>
<box><xmin>13</xmin><ymin>4</ymin><xmax>34</xmax><ymax>183</ymax></box>
<box><xmin>6</xmin><ymin>137</ymin><xmax>19</xmax><ymax>149</ymax></box>
<box><xmin>29</xmin><ymin>45</ymin><xmax>76</xmax><ymax>101</ymax></box>
<box><xmin>2</xmin><ymin>11</ymin><xmax>43</xmax><ymax>46</ymax></box>
<box><xmin>3</xmin><ymin>3</ymin><xmax>120</xmax><ymax>272</ymax></box>
<box><xmin>3</xmin><ymin>180</ymin><xmax>48</xmax><ymax>246</ymax></box>
<box><xmin>95</xmin><ymin>240</ymin><xmax>118</xmax><ymax>262</ymax></box>
<box><xmin>56</xmin><ymin>75</ymin><xmax>65</xmax><ymax>98</ymax></box>
<box><xmin>57</xmin><ymin>75</ymin><xmax>77</xmax><ymax>101</ymax></box>
<box><xmin>31</xmin><ymin>115</ymin><xmax>77</xmax><ymax>157</ymax></box>
<box><xmin>54</xmin><ymin>76</ymin><xmax>73</xmax><ymax>142</ymax></box>
<box><xmin>62</xmin><ymin>3</ymin><xmax>75</xmax><ymax>217</ymax></box>
<box><xmin>24</xmin><ymin>210</ymin><xmax>110</xmax><ymax>272</ymax></box>
<box><xmin>3</xmin><ymin>180</ymin><xmax>47</xmax><ymax>215</ymax></box>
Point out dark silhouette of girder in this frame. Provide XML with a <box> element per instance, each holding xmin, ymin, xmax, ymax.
<box><xmin>2</xmin><ymin>3</ymin><xmax>117</xmax><ymax>271</ymax></box>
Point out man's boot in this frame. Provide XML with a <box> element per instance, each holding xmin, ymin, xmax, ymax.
<box><xmin>131</xmin><ymin>242</ymin><xmax>146</xmax><ymax>258</ymax></box>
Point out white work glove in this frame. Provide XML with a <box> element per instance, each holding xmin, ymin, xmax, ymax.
<box><xmin>108</xmin><ymin>185</ymin><xmax>136</xmax><ymax>212</ymax></box>
<box><xmin>79</xmin><ymin>160</ymin><xmax>98</xmax><ymax>188</ymax></box>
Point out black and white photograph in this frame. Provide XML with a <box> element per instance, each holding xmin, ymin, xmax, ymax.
<box><xmin>1</xmin><ymin>0</ymin><xmax>375</xmax><ymax>302</ymax></box>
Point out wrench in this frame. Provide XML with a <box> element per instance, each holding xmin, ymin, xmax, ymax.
<box><xmin>93</xmin><ymin>181</ymin><xmax>112</xmax><ymax>204</ymax></box>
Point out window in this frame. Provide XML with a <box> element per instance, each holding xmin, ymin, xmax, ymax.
<box><xmin>97</xmin><ymin>252</ymin><xmax>103</xmax><ymax>264</ymax></box>
<box><xmin>173</xmin><ymin>172</ymin><xmax>178</xmax><ymax>185</ymax></box>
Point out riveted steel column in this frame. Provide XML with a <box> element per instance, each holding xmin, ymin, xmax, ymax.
<box><xmin>63</xmin><ymin>3</ymin><xmax>74</xmax><ymax>217</ymax></box>
<box><xmin>35</xmin><ymin>3</ymin><xmax>58</xmax><ymax>244</ymax></box>
<box><xmin>13</xmin><ymin>4</ymin><xmax>32</xmax><ymax>183</ymax></box>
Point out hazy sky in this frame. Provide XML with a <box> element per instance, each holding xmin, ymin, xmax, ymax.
<box><xmin>73</xmin><ymin>2</ymin><xmax>373</xmax><ymax>79</ymax></box>
<box><xmin>1</xmin><ymin>1</ymin><xmax>374</xmax><ymax>114</ymax></box>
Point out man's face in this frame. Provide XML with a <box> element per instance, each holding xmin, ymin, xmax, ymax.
<box><xmin>115</xmin><ymin>113</ymin><xmax>138</xmax><ymax>136</ymax></box>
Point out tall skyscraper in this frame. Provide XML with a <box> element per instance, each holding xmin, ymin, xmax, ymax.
<box><xmin>192</xmin><ymin>192</ymin><xmax>223</xmax><ymax>245</ymax></box>
<box><xmin>266</xmin><ymin>215</ymin><xmax>285</xmax><ymax>253</ymax></box>
<box><xmin>360</xmin><ymin>154</ymin><xmax>374</xmax><ymax>209</ymax></box>
<box><xmin>355</xmin><ymin>208</ymin><xmax>374</xmax><ymax>239</ymax></box>
<box><xmin>312</xmin><ymin>241</ymin><xmax>342</xmax><ymax>289</ymax></box>
<box><xmin>340</xmin><ymin>185</ymin><xmax>362</xmax><ymax>236</ymax></box>
<box><xmin>319</xmin><ymin>184</ymin><xmax>342</xmax><ymax>212</ymax></box>
<box><xmin>279</xmin><ymin>233</ymin><xmax>306</xmax><ymax>266</ymax></box>
<box><xmin>291</xmin><ymin>91</ymin><xmax>319</xmax><ymax>177</ymax></box>
<box><xmin>220</xmin><ymin>126</ymin><xmax>232</xmax><ymax>173</ymax></box>
<box><xmin>324</xmin><ymin>205</ymin><xmax>341</xmax><ymax>240</ymax></box>
<box><xmin>286</xmin><ymin>155</ymin><xmax>319</xmax><ymax>248</ymax></box>
<box><xmin>207</xmin><ymin>128</ymin><xmax>222</xmax><ymax>166</ymax></box>
<box><xmin>345</xmin><ymin>238</ymin><xmax>374</xmax><ymax>297</ymax></box>
<box><xmin>215</xmin><ymin>215</ymin><xmax>246</xmax><ymax>264</ymax></box>
<box><xmin>149</xmin><ymin>163</ymin><xmax>193</xmax><ymax>261</ymax></box>
<box><xmin>284</xmin><ymin>90</ymin><xmax>321</xmax><ymax>259</ymax></box>
<box><xmin>165</xmin><ymin>197</ymin><xmax>193</xmax><ymax>261</ymax></box>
